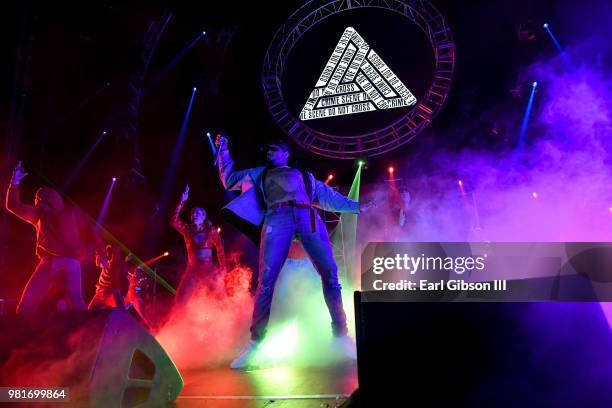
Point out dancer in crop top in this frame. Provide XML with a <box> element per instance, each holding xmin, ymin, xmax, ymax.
<box><xmin>171</xmin><ymin>184</ymin><xmax>225</xmax><ymax>305</ymax></box>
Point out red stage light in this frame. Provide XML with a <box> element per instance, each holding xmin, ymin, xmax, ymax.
<box><xmin>163</xmin><ymin>251</ymin><xmax>170</xmax><ymax>256</ymax></box>
<box><xmin>217</xmin><ymin>227</ymin><xmax>222</xmax><ymax>233</ymax></box>
<box><xmin>327</xmin><ymin>174</ymin><xmax>334</xmax><ymax>180</ymax></box>
<box><xmin>388</xmin><ymin>166</ymin><xmax>394</xmax><ymax>174</ymax></box>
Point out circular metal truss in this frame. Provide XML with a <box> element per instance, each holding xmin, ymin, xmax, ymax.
<box><xmin>262</xmin><ymin>0</ymin><xmax>455</xmax><ymax>159</ymax></box>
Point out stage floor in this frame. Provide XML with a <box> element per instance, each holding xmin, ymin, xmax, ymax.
<box><xmin>172</xmin><ymin>362</ymin><xmax>357</xmax><ymax>407</ymax></box>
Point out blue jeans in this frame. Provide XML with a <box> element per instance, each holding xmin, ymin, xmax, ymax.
<box><xmin>251</xmin><ymin>205</ymin><xmax>348</xmax><ymax>340</ymax></box>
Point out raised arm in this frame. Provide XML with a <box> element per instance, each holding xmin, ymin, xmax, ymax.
<box><xmin>170</xmin><ymin>196</ymin><xmax>188</xmax><ymax>235</ymax></box>
<box><xmin>313</xmin><ymin>177</ymin><xmax>360</xmax><ymax>214</ymax></box>
<box><xmin>5</xmin><ymin>162</ymin><xmax>38</xmax><ymax>225</ymax></box>
<box><xmin>215</xmin><ymin>134</ymin><xmax>253</xmax><ymax>191</ymax></box>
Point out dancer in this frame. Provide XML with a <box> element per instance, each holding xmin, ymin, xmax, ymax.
<box><xmin>125</xmin><ymin>261</ymin><xmax>153</xmax><ymax>329</ymax></box>
<box><xmin>88</xmin><ymin>244</ymin><xmax>129</xmax><ymax>310</ymax></box>
<box><xmin>5</xmin><ymin>161</ymin><xmax>107</xmax><ymax>314</ymax></box>
<box><xmin>171</xmin><ymin>184</ymin><xmax>226</xmax><ymax>304</ymax></box>
<box><xmin>214</xmin><ymin>135</ymin><xmax>372</xmax><ymax>369</ymax></box>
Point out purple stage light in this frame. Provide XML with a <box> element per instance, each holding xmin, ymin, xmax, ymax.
<box><xmin>143</xmin><ymin>32</ymin><xmax>208</xmax><ymax>95</ymax></box>
<box><xmin>516</xmin><ymin>81</ymin><xmax>539</xmax><ymax>153</ymax></box>
<box><xmin>97</xmin><ymin>178</ymin><xmax>118</xmax><ymax>226</ymax></box>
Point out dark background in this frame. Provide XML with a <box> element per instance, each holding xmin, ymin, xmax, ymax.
<box><xmin>0</xmin><ymin>0</ymin><xmax>608</xmax><ymax>303</ymax></box>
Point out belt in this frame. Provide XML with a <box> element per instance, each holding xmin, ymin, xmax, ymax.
<box><xmin>268</xmin><ymin>200</ymin><xmax>317</xmax><ymax>232</ymax></box>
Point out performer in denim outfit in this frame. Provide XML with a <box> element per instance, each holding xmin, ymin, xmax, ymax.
<box><xmin>214</xmin><ymin>135</ymin><xmax>372</xmax><ymax>369</ymax></box>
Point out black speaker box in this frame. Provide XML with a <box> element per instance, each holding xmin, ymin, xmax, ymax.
<box><xmin>0</xmin><ymin>309</ymin><xmax>182</xmax><ymax>407</ymax></box>
<box><xmin>354</xmin><ymin>291</ymin><xmax>612</xmax><ymax>407</ymax></box>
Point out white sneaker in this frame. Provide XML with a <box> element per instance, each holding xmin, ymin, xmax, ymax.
<box><xmin>230</xmin><ymin>340</ymin><xmax>261</xmax><ymax>369</ymax></box>
<box><xmin>333</xmin><ymin>335</ymin><xmax>357</xmax><ymax>360</ymax></box>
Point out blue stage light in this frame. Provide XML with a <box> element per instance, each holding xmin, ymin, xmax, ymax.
<box><xmin>532</xmin><ymin>81</ymin><xmax>538</xmax><ymax>87</ymax></box>
<box><xmin>543</xmin><ymin>23</ymin><xmax>549</xmax><ymax>29</ymax></box>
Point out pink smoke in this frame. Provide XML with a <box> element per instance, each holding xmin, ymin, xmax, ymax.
<box><xmin>155</xmin><ymin>264</ymin><xmax>254</xmax><ymax>370</ymax></box>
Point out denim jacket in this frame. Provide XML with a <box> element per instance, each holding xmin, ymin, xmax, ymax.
<box><xmin>217</xmin><ymin>150</ymin><xmax>360</xmax><ymax>237</ymax></box>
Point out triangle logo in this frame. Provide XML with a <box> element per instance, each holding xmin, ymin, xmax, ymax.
<box><xmin>299</xmin><ymin>27</ymin><xmax>417</xmax><ymax>121</ymax></box>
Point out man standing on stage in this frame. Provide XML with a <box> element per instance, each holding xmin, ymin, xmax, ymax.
<box><xmin>5</xmin><ymin>162</ymin><xmax>107</xmax><ymax>313</ymax></box>
<box><xmin>215</xmin><ymin>135</ymin><xmax>371</xmax><ymax>369</ymax></box>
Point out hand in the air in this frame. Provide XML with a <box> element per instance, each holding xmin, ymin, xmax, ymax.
<box><xmin>359</xmin><ymin>199</ymin><xmax>376</xmax><ymax>213</ymax></box>
<box><xmin>215</xmin><ymin>134</ymin><xmax>228</xmax><ymax>151</ymax></box>
<box><xmin>181</xmin><ymin>184</ymin><xmax>190</xmax><ymax>203</ymax></box>
<box><xmin>11</xmin><ymin>161</ymin><xmax>28</xmax><ymax>186</ymax></box>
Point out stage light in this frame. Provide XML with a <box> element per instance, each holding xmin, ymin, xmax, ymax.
<box><xmin>159</xmin><ymin>84</ymin><xmax>199</xmax><ymax>219</ymax></box>
<box><xmin>388</xmin><ymin>166</ymin><xmax>394</xmax><ymax>174</ymax></box>
<box><xmin>458</xmin><ymin>180</ymin><xmax>463</xmax><ymax>186</ymax></box>
<box><xmin>542</xmin><ymin>22</ymin><xmax>571</xmax><ymax>68</ymax></box>
<box><xmin>164</xmin><ymin>251</ymin><xmax>170</xmax><ymax>256</ymax></box>
<box><xmin>97</xmin><ymin>178</ymin><xmax>118</xmax><ymax>226</ymax></box>
<box><xmin>532</xmin><ymin>192</ymin><xmax>538</xmax><ymax>199</ymax></box>
<box><xmin>358</xmin><ymin>160</ymin><xmax>364</xmax><ymax>166</ymax></box>
<box><xmin>206</xmin><ymin>131</ymin><xmax>211</xmax><ymax>137</ymax></box>
<box><xmin>327</xmin><ymin>174</ymin><xmax>334</xmax><ymax>180</ymax></box>
<box><xmin>102</xmin><ymin>131</ymin><xmax>107</xmax><ymax>135</ymax></box>
<box><xmin>217</xmin><ymin>227</ymin><xmax>221</xmax><ymax>233</ymax></box>
<box><xmin>517</xmin><ymin>80</ymin><xmax>539</xmax><ymax>153</ymax></box>
<box><xmin>144</xmin><ymin>32</ymin><xmax>209</xmax><ymax>95</ymax></box>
